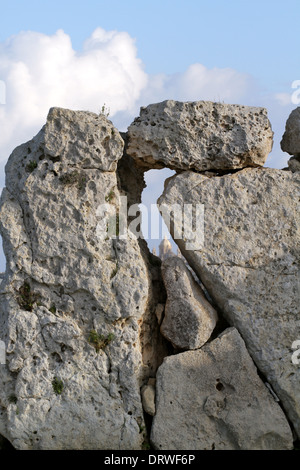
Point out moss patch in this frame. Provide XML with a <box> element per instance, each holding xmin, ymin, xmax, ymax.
<box><xmin>16</xmin><ymin>282</ymin><xmax>37</xmax><ymax>311</ymax></box>
<box><xmin>52</xmin><ymin>377</ymin><xmax>64</xmax><ymax>395</ymax></box>
<box><xmin>88</xmin><ymin>330</ymin><xmax>115</xmax><ymax>353</ymax></box>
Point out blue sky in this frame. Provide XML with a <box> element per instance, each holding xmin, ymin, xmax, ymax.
<box><xmin>1</xmin><ymin>0</ymin><xmax>298</xmax><ymax>82</ymax></box>
<box><xmin>0</xmin><ymin>0</ymin><xmax>299</xmax><ymax>265</ymax></box>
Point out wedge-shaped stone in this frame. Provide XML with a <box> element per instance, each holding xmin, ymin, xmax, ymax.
<box><xmin>0</xmin><ymin>108</ymin><xmax>150</xmax><ymax>449</ymax></box>
<box><xmin>160</xmin><ymin>256</ymin><xmax>218</xmax><ymax>350</ymax></box>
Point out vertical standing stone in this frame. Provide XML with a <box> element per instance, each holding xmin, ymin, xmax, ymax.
<box><xmin>0</xmin><ymin>108</ymin><xmax>152</xmax><ymax>449</ymax></box>
<box><xmin>158</xmin><ymin>167</ymin><xmax>300</xmax><ymax>438</ymax></box>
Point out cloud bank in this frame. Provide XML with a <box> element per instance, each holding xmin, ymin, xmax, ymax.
<box><xmin>0</xmin><ymin>27</ymin><xmax>294</xmax><ymax>184</ymax></box>
<box><xmin>139</xmin><ymin>63</ymin><xmax>256</xmax><ymax>105</ymax></box>
<box><xmin>0</xmin><ymin>28</ymin><xmax>147</xmax><ymax>171</ymax></box>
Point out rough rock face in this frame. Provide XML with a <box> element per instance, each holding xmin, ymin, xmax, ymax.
<box><xmin>0</xmin><ymin>100</ymin><xmax>299</xmax><ymax>450</ymax></box>
<box><xmin>281</xmin><ymin>107</ymin><xmax>300</xmax><ymax>156</ymax></box>
<box><xmin>151</xmin><ymin>328</ymin><xmax>293</xmax><ymax>450</ymax></box>
<box><xmin>44</xmin><ymin>107</ymin><xmax>122</xmax><ymax>172</ymax></box>
<box><xmin>160</xmin><ymin>256</ymin><xmax>218</xmax><ymax>350</ymax></box>
<box><xmin>158</xmin><ymin>167</ymin><xmax>300</xmax><ymax>438</ymax></box>
<box><xmin>127</xmin><ymin>100</ymin><xmax>273</xmax><ymax>171</ymax></box>
<box><xmin>288</xmin><ymin>155</ymin><xmax>300</xmax><ymax>172</ymax></box>
<box><xmin>141</xmin><ymin>379</ymin><xmax>156</xmax><ymax>417</ymax></box>
<box><xmin>0</xmin><ymin>108</ymin><xmax>159</xmax><ymax>450</ymax></box>
<box><xmin>0</xmin><ymin>340</ymin><xmax>5</xmax><ymax>364</ymax></box>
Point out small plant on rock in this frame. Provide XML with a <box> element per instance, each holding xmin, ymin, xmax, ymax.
<box><xmin>88</xmin><ymin>330</ymin><xmax>115</xmax><ymax>353</ymax></box>
<box><xmin>142</xmin><ymin>440</ymin><xmax>151</xmax><ymax>450</ymax></box>
<box><xmin>52</xmin><ymin>377</ymin><xmax>64</xmax><ymax>395</ymax></box>
<box><xmin>17</xmin><ymin>281</ymin><xmax>37</xmax><ymax>312</ymax></box>
<box><xmin>99</xmin><ymin>103</ymin><xmax>110</xmax><ymax>118</ymax></box>
<box><xmin>77</xmin><ymin>175</ymin><xmax>87</xmax><ymax>191</ymax></box>
<box><xmin>138</xmin><ymin>422</ymin><xmax>151</xmax><ymax>450</ymax></box>
<box><xmin>49</xmin><ymin>304</ymin><xmax>56</xmax><ymax>314</ymax></box>
<box><xmin>59</xmin><ymin>171</ymin><xmax>86</xmax><ymax>190</ymax></box>
<box><xmin>105</xmin><ymin>189</ymin><xmax>115</xmax><ymax>203</ymax></box>
<box><xmin>110</xmin><ymin>263</ymin><xmax>119</xmax><ymax>279</ymax></box>
<box><xmin>26</xmin><ymin>160</ymin><xmax>38</xmax><ymax>173</ymax></box>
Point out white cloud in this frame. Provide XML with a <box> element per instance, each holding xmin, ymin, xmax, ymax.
<box><xmin>274</xmin><ymin>92</ymin><xmax>293</xmax><ymax>107</ymax></box>
<box><xmin>137</xmin><ymin>63</ymin><xmax>258</xmax><ymax>107</ymax></box>
<box><xmin>0</xmin><ymin>27</ymin><xmax>148</xmax><ymax>176</ymax></box>
<box><xmin>0</xmin><ymin>26</ymin><xmax>295</xmax><ymax>182</ymax></box>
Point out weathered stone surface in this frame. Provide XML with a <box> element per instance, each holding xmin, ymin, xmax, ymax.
<box><xmin>158</xmin><ymin>167</ymin><xmax>300</xmax><ymax>438</ymax></box>
<box><xmin>160</xmin><ymin>256</ymin><xmax>218</xmax><ymax>350</ymax></box>
<box><xmin>155</xmin><ymin>304</ymin><xmax>164</xmax><ymax>326</ymax></box>
<box><xmin>288</xmin><ymin>156</ymin><xmax>300</xmax><ymax>172</ymax></box>
<box><xmin>44</xmin><ymin>107</ymin><xmax>123</xmax><ymax>172</ymax></box>
<box><xmin>281</xmin><ymin>107</ymin><xmax>300</xmax><ymax>156</ymax></box>
<box><xmin>1</xmin><ymin>100</ymin><xmax>298</xmax><ymax>450</ymax></box>
<box><xmin>0</xmin><ymin>108</ymin><xmax>154</xmax><ymax>450</ymax></box>
<box><xmin>137</xmin><ymin>239</ymin><xmax>169</xmax><ymax>382</ymax></box>
<box><xmin>117</xmin><ymin>135</ymin><xmax>146</xmax><ymax>208</ymax></box>
<box><xmin>141</xmin><ymin>380</ymin><xmax>156</xmax><ymax>416</ymax></box>
<box><xmin>151</xmin><ymin>328</ymin><xmax>293</xmax><ymax>450</ymax></box>
<box><xmin>0</xmin><ymin>340</ymin><xmax>5</xmax><ymax>364</ymax></box>
<box><xmin>127</xmin><ymin>100</ymin><xmax>273</xmax><ymax>171</ymax></box>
